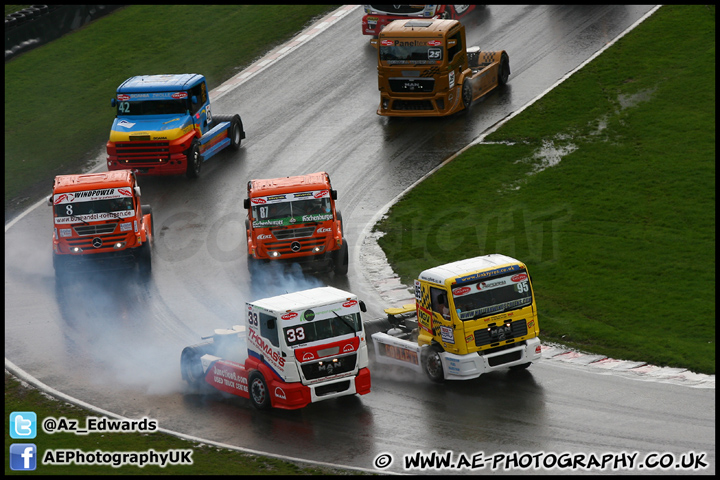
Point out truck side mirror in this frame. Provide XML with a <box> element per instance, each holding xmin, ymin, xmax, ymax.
<box><xmin>111</xmin><ymin>98</ymin><xmax>117</xmax><ymax>107</ymax></box>
<box><xmin>191</xmin><ymin>95</ymin><xmax>198</xmax><ymax>105</ymax></box>
<box><xmin>359</xmin><ymin>300</ymin><xmax>367</xmax><ymax>313</ymax></box>
<box><xmin>243</xmin><ymin>198</ymin><xmax>250</xmax><ymax>209</ymax></box>
<box><xmin>46</xmin><ymin>195</ymin><xmax>53</xmax><ymax>207</ymax></box>
<box><xmin>331</xmin><ymin>189</ymin><xmax>337</xmax><ymax>200</ymax></box>
<box><xmin>134</xmin><ymin>186</ymin><xmax>141</xmax><ymax>198</ymax></box>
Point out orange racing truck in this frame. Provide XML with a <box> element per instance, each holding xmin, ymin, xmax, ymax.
<box><xmin>48</xmin><ymin>170</ymin><xmax>153</xmax><ymax>277</ymax></box>
<box><xmin>361</xmin><ymin>5</ymin><xmax>475</xmax><ymax>37</ymax></box>
<box><xmin>106</xmin><ymin>73</ymin><xmax>244</xmax><ymax>178</ymax></box>
<box><xmin>243</xmin><ymin>172</ymin><xmax>348</xmax><ymax>275</ymax></box>
<box><xmin>367</xmin><ymin>254</ymin><xmax>542</xmax><ymax>382</ymax></box>
<box><xmin>180</xmin><ymin>287</ymin><xmax>371</xmax><ymax>410</ymax></box>
<box><xmin>374</xmin><ymin>18</ymin><xmax>510</xmax><ymax>117</ymax></box>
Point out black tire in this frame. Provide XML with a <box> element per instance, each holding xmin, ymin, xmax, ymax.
<box><xmin>498</xmin><ymin>52</ymin><xmax>510</xmax><ymax>86</ymax></box>
<box><xmin>461</xmin><ymin>80</ymin><xmax>473</xmax><ymax>110</ymax></box>
<box><xmin>509</xmin><ymin>362</ymin><xmax>531</xmax><ymax>371</ymax></box>
<box><xmin>185</xmin><ymin>142</ymin><xmax>201</xmax><ymax>179</ymax></box>
<box><xmin>333</xmin><ymin>240</ymin><xmax>349</xmax><ymax>276</ymax></box>
<box><xmin>181</xmin><ymin>347</ymin><xmax>206</xmax><ymax>390</ymax></box>
<box><xmin>228</xmin><ymin>115</ymin><xmax>243</xmax><ymax>150</ymax></box>
<box><xmin>137</xmin><ymin>239</ymin><xmax>152</xmax><ymax>275</ymax></box>
<box><xmin>422</xmin><ymin>344</ymin><xmax>445</xmax><ymax>383</ymax></box>
<box><xmin>249</xmin><ymin>371</ymin><xmax>271</xmax><ymax>410</ymax></box>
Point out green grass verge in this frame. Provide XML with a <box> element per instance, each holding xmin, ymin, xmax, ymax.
<box><xmin>4</xmin><ymin>5</ymin><xmax>338</xmax><ymax>216</ymax></box>
<box><xmin>375</xmin><ymin>5</ymin><xmax>715</xmax><ymax>374</ymax></box>
<box><xmin>5</xmin><ymin>374</ymin><xmax>364</xmax><ymax>475</ymax></box>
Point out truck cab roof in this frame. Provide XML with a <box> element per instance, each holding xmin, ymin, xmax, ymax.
<box><xmin>53</xmin><ymin>170</ymin><xmax>135</xmax><ymax>192</ymax></box>
<box><xmin>418</xmin><ymin>254</ymin><xmax>524</xmax><ymax>286</ymax></box>
<box><xmin>117</xmin><ymin>74</ymin><xmax>204</xmax><ymax>93</ymax></box>
<box><xmin>249</xmin><ymin>286</ymin><xmax>357</xmax><ymax>313</ymax></box>
<box><xmin>248</xmin><ymin>172</ymin><xmax>331</xmax><ymax>197</ymax></box>
<box><xmin>380</xmin><ymin>18</ymin><xmax>459</xmax><ymax>36</ymax></box>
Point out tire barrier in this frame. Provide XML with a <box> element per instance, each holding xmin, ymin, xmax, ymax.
<box><xmin>5</xmin><ymin>5</ymin><xmax>125</xmax><ymax>62</ymax></box>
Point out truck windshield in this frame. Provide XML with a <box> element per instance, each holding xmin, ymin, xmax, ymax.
<box><xmin>283</xmin><ymin>313</ymin><xmax>361</xmax><ymax>347</ymax></box>
<box><xmin>117</xmin><ymin>99</ymin><xmax>188</xmax><ymax>116</ymax></box>
<box><xmin>380</xmin><ymin>42</ymin><xmax>443</xmax><ymax>64</ymax></box>
<box><xmin>252</xmin><ymin>197</ymin><xmax>332</xmax><ymax>227</ymax></box>
<box><xmin>452</xmin><ymin>271</ymin><xmax>533</xmax><ymax>321</ymax></box>
<box><xmin>55</xmin><ymin>197</ymin><xmax>134</xmax><ymax>219</ymax></box>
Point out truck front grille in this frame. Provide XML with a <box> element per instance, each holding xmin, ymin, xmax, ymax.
<box><xmin>301</xmin><ymin>353</ymin><xmax>357</xmax><ymax>381</ymax></box>
<box><xmin>389</xmin><ymin>77</ymin><xmax>435</xmax><ymax>93</ymax></box>
<box><xmin>474</xmin><ymin>320</ymin><xmax>528</xmax><ymax>347</ymax></box>
<box><xmin>391</xmin><ymin>100</ymin><xmax>434</xmax><ymax>111</ymax></box>
<box><xmin>368</xmin><ymin>5</ymin><xmax>425</xmax><ymax>14</ymax></box>
<box><xmin>73</xmin><ymin>224</ymin><xmax>118</xmax><ymax>236</ymax></box>
<box><xmin>114</xmin><ymin>141</ymin><xmax>171</xmax><ymax>163</ymax></box>
<box><xmin>314</xmin><ymin>380</ymin><xmax>351</xmax><ymax>397</ymax></box>
<box><xmin>271</xmin><ymin>226</ymin><xmax>317</xmax><ymax>240</ymax></box>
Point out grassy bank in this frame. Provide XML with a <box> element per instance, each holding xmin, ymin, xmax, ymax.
<box><xmin>375</xmin><ymin>5</ymin><xmax>715</xmax><ymax>374</ymax></box>
<box><xmin>5</xmin><ymin>374</ymin><xmax>361</xmax><ymax>475</ymax></box>
<box><xmin>4</xmin><ymin>5</ymin><xmax>338</xmax><ymax>218</ymax></box>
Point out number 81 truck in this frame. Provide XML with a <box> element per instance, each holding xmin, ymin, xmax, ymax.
<box><xmin>181</xmin><ymin>287</ymin><xmax>371</xmax><ymax>410</ymax></box>
<box><xmin>368</xmin><ymin>254</ymin><xmax>542</xmax><ymax>382</ymax></box>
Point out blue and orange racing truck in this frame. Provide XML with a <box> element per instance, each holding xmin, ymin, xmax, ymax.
<box><xmin>106</xmin><ymin>74</ymin><xmax>244</xmax><ymax>178</ymax></box>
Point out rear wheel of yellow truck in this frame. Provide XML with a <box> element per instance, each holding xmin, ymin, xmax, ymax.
<box><xmin>498</xmin><ymin>52</ymin><xmax>510</xmax><ymax>85</ymax></box>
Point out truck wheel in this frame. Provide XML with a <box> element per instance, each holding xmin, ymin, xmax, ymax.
<box><xmin>333</xmin><ymin>240</ymin><xmax>349</xmax><ymax>276</ymax></box>
<box><xmin>181</xmin><ymin>347</ymin><xmax>206</xmax><ymax>390</ymax></box>
<box><xmin>498</xmin><ymin>52</ymin><xmax>510</xmax><ymax>86</ymax></box>
<box><xmin>137</xmin><ymin>239</ymin><xmax>152</xmax><ymax>276</ymax></box>
<box><xmin>422</xmin><ymin>345</ymin><xmax>445</xmax><ymax>383</ymax></box>
<box><xmin>186</xmin><ymin>142</ymin><xmax>201</xmax><ymax>179</ymax></box>
<box><xmin>229</xmin><ymin>115</ymin><xmax>243</xmax><ymax>150</ymax></box>
<box><xmin>462</xmin><ymin>80</ymin><xmax>473</xmax><ymax>110</ymax></box>
<box><xmin>249</xmin><ymin>372</ymin><xmax>271</xmax><ymax>410</ymax></box>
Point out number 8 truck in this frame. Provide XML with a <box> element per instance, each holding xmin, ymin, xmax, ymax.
<box><xmin>368</xmin><ymin>254</ymin><xmax>542</xmax><ymax>382</ymax></box>
<box><xmin>181</xmin><ymin>287</ymin><xmax>371</xmax><ymax>410</ymax></box>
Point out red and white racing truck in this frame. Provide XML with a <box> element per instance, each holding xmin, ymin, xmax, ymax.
<box><xmin>362</xmin><ymin>5</ymin><xmax>475</xmax><ymax>37</ymax></box>
<box><xmin>181</xmin><ymin>287</ymin><xmax>371</xmax><ymax>410</ymax></box>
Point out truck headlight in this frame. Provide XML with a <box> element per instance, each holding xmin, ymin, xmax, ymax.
<box><xmin>312</xmin><ymin>246</ymin><xmax>325</xmax><ymax>253</ymax></box>
<box><xmin>71</xmin><ymin>247</ymin><xmax>83</xmax><ymax>253</ymax></box>
<box><xmin>269</xmin><ymin>251</ymin><xmax>281</xmax><ymax>257</ymax></box>
<box><xmin>113</xmin><ymin>242</ymin><xmax>126</xmax><ymax>249</ymax></box>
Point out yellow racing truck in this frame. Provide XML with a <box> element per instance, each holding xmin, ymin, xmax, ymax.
<box><xmin>374</xmin><ymin>18</ymin><xmax>509</xmax><ymax>117</ymax></box>
<box><xmin>368</xmin><ymin>254</ymin><xmax>541</xmax><ymax>382</ymax></box>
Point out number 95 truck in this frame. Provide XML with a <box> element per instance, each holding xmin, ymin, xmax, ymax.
<box><xmin>367</xmin><ymin>254</ymin><xmax>542</xmax><ymax>382</ymax></box>
<box><xmin>181</xmin><ymin>287</ymin><xmax>371</xmax><ymax>410</ymax></box>
<box><xmin>106</xmin><ymin>73</ymin><xmax>245</xmax><ymax>178</ymax></box>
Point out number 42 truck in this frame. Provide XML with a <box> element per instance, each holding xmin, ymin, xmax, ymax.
<box><xmin>368</xmin><ymin>254</ymin><xmax>542</xmax><ymax>382</ymax></box>
<box><xmin>181</xmin><ymin>287</ymin><xmax>371</xmax><ymax>410</ymax></box>
<box><xmin>106</xmin><ymin>73</ymin><xmax>245</xmax><ymax>178</ymax></box>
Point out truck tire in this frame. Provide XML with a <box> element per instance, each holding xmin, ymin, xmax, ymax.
<box><xmin>181</xmin><ymin>347</ymin><xmax>207</xmax><ymax>390</ymax></box>
<box><xmin>462</xmin><ymin>80</ymin><xmax>473</xmax><ymax>110</ymax></box>
<box><xmin>249</xmin><ymin>371</ymin><xmax>271</xmax><ymax>410</ymax></box>
<box><xmin>228</xmin><ymin>115</ymin><xmax>243</xmax><ymax>150</ymax></box>
<box><xmin>422</xmin><ymin>344</ymin><xmax>445</xmax><ymax>383</ymax></box>
<box><xmin>137</xmin><ymin>239</ymin><xmax>152</xmax><ymax>276</ymax></box>
<box><xmin>333</xmin><ymin>240</ymin><xmax>349</xmax><ymax>276</ymax></box>
<box><xmin>186</xmin><ymin>142</ymin><xmax>202</xmax><ymax>179</ymax></box>
<box><xmin>498</xmin><ymin>52</ymin><xmax>510</xmax><ymax>86</ymax></box>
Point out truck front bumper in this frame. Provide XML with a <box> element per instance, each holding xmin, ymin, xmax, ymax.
<box><xmin>441</xmin><ymin>337</ymin><xmax>542</xmax><ymax>380</ymax></box>
<box><xmin>377</xmin><ymin>87</ymin><xmax>463</xmax><ymax>117</ymax></box>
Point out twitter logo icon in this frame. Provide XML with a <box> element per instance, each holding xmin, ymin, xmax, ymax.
<box><xmin>10</xmin><ymin>412</ymin><xmax>37</xmax><ymax>439</ymax></box>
